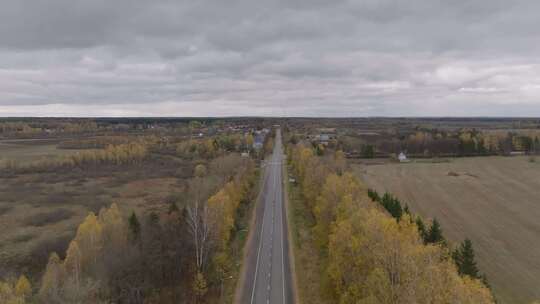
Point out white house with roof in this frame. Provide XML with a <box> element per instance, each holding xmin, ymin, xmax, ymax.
<box><xmin>398</xmin><ymin>152</ymin><xmax>409</xmax><ymax>162</ymax></box>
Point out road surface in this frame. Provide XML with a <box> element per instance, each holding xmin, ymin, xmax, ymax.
<box><xmin>238</xmin><ymin>129</ymin><xmax>294</xmax><ymax>304</ymax></box>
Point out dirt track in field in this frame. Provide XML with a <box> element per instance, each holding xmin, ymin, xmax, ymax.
<box><xmin>354</xmin><ymin>156</ymin><xmax>540</xmax><ymax>304</ymax></box>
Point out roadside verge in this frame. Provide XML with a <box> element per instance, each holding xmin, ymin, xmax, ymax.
<box><xmin>233</xmin><ymin>160</ymin><xmax>268</xmax><ymax>304</ymax></box>
<box><xmin>282</xmin><ymin>156</ymin><xmax>300</xmax><ymax>304</ymax></box>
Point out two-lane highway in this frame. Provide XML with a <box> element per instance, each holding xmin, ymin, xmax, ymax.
<box><xmin>238</xmin><ymin>129</ymin><xmax>294</xmax><ymax>304</ymax></box>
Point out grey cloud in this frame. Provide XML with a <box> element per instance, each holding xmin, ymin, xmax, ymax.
<box><xmin>1</xmin><ymin>0</ymin><xmax>540</xmax><ymax>116</ymax></box>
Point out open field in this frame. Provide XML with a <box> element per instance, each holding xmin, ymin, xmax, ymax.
<box><xmin>354</xmin><ymin>156</ymin><xmax>540</xmax><ymax>304</ymax></box>
<box><xmin>0</xmin><ymin>156</ymin><xmax>189</xmax><ymax>279</ymax></box>
<box><xmin>0</xmin><ymin>135</ymin><xmax>199</xmax><ymax>280</ymax></box>
<box><xmin>0</xmin><ymin>139</ymin><xmax>86</xmax><ymax>164</ymax></box>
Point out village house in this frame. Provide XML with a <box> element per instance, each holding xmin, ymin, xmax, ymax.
<box><xmin>398</xmin><ymin>152</ymin><xmax>409</xmax><ymax>162</ymax></box>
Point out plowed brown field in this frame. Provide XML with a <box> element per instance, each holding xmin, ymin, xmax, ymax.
<box><xmin>355</xmin><ymin>156</ymin><xmax>540</xmax><ymax>304</ymax></box>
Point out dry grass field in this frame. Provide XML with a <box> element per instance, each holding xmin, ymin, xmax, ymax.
<box><xmin>0</xmin><ymin>167</ymin><xmax>186</xmax><ymax>278</ymax></box>
<box><xmin>354</xmin><ymin>156</ymin><xmax>540</xmax><ymax>304</ymax></box>
<box><xmin>0</xmin><ymin>139</ymin><xmax>83</xmax><ymax>164</ymax></box>
<box><xmin>0</xmin><ymin>140</ymin><xmax>194</xmax><ymax>280</ymax></box>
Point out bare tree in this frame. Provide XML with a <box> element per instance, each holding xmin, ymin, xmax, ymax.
<box><xmin>185</xmin><ymin>164</ymin><xmax>212</xmax><ymax>272</ymax></box>
<box><xmin>186</xmin><ymin>202</ymin><xmax>211</xmax><ymax>272</ymax></box>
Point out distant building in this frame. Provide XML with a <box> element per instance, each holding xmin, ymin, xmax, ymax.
<box><xmin>398</xmin><ymin>152</ymin><xmax>409</xmax><ymax>162</ymax></box>
<box><xmin>309</xmin><ymin>132</ymin><xmax>336</xmax><ymax>146</ymax></box>
<box><xmin>320</xmin><ymin>134</ymin><xmax>330</xmax><ymax>142</ymax></box>
<box><xmin>318</xmin><ymin>128</ymin><xmax>336</xmax><ymax>134</ymax></box>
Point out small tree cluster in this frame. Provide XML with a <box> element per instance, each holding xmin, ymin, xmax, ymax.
<box><xmin>381</xmin><ymin>193</ymin><xmax>403</xmax><ymax>220</ymax></box>
<box><xmin>453</xmin><ymin>239</ymin><xmax>483</xmax><ymax>280</ymax></box>
<box><xmin>425</xmin><ymin>218</ymin><xmax>445</xmax><ymax>244</ymax></box>
<box><xmin>177</xmin><ymin>139</ymin><xmax>219</xmax><ymax>159</ymax></box>
<box><xmin>368</xmin><ymin>189</ymin><xmax>403</xmax><ymax>220</ymax></box>
<box><xmin>0</xmin><ymin>275</ymin><xmax>31</xmax><ymax>304</ymax></box>
<box><xmin>70</xmin><ymin>142</ymin><xmax>148</xmax><ymax>166</ymax></box>
<box><xmin>176</xmin><ymin>133</ymin><xmax>261</xmax><ymax>160</ymax></box>
<box><xmin>39</xmin><ymin>204</ymin><xmax>129</xmax><ymax>303</ymax></box>
<box><xmin>414</xmin><ymin>215</ymin><xmax>445</xmax><ymax>245</ymax></box>
<box><xmin>1</xmin><ymin>142</ymin><xmax>149</xmax><ymax>174</ymax></box>
<box><xmin>368</xmin><ymin>189</ymin><xmax>446</xmax><ymax>245</ymax></box>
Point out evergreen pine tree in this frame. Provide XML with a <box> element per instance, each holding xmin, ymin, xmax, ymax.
<box><xmin>455</xmin><ymin>239</ymin><xmax>480</xmax><ymax>279</ymax></box>
<box><xmin>392</xmin><ymin>198</ymin><xmax>403</xmax><ymax>221</ymax></box>
<box><xmin>128</xmin><ymin>211</ymin><xmax>141</xmax><ymax>243</ymax></box>
<box><xmin>378</xmin><ymin>193</ymin><xmax>404</xmax><ymax>221</ymax></box>
<box><xmin>367</xmin><ymin>189</ymin><xmax>381</xmax><ymax>202</ymax></box>
<box><xmin>426</xmin><ymin>218</ymin><xmax>444</xmax><ymax>244</ymax></box>
<box><xmin>381</xmin><ymin>193</ymin><xmax>392</xmax><ymax>211</ymax></box>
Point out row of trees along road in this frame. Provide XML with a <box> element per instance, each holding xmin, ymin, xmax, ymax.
<box><xmin>288</xmin><ymin>141</ymin><xmax>495</xmax><ymax>304</ymax></box>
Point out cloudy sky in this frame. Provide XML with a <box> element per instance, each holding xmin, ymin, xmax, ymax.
<box><xmin>1</xmin><ymin>0</ymin><xmax>540</xmax><ymax>117</ymax></box>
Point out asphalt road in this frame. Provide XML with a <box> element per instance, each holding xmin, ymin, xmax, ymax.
<box><xmin>238</xmin><ymin>129</ymin><xmax>294</xmax><ymax>304</ymax></box>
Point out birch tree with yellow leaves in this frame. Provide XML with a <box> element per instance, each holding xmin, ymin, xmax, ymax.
<box><xmin>39</xmin><ymin>203</ymin><xmax>127</xmax><ymax>303</ymax></box>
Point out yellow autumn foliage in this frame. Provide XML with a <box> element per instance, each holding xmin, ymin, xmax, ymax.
<box><xmin>327</xmin><ymin>203</ymin><xmax>494</xmax><ymax>304</ymax></box>
<box><xmin>288</xmin><ymin>145</ymin><xmax>495</xmax><ymax>304</ymax></box>
<box><xmin>208</xmin><ymin>185</ymin><xmax>237</xmax><ymax>249</ymax></box>
<box><xmin>71</xmin><ymin>142</ymin><xmax>148</xmax><ymax>166</ymax></box>
<box><xmin>14</xmin><ymin>275</ymin><xmax>31</xmax><ymax>298</ymax></box>
<box><xmin>39</xmin><ymin>252</ymin><xmax>64</xmax><ymax>300</ymax></box>
<box><xmin>313</xmin><ymin>172</ymin><xmax>366</xmax><ymax>249</ymax></box>
<box><xmin>0</xmin><ymin>279</ymin><xmax>26</xmax><ymax>304</ymax></box>
<box><xmin>39</xmin><ymin>203</ymin><xmax>128</xmax><ymax>301</ymax></box>
<box><xmin>207</xmin><ymin>160</ymin><xmax>255</xmax><ymax>279</ymax></box>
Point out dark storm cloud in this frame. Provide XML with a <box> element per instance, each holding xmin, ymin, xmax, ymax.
<box><xmin>1</xmin><ymin>0</ymin><xmax>540</xmax><ymax>116</ymax></box>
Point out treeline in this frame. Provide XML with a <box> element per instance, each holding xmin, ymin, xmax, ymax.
<box><xmin>1</xmin><ymin>142</ymin><xmax>149</xmax><ymax>173</ymax></box>
<box><xmin>69</xmin><ymin>142</ymin><xmax>148</xmax><ymax>166</ymax></box>
<box><xmin>4</xmin><ymin>160</ymin><xmax>256</xmax><ymax>303</ymax></box>
<box><xmin>342</xmin><ymin>129</ymin><xmax>540</xmax><ymax>158</ymax></box>
<box><xmin>176</xmin><ymin>132</ymin><xmax>274</xmax><ymax>160</ymax></box>
<box><xmin>176</xmin><ymin>138</ymin><xmax>227</xmax><ymax>159</ymax></box>
<box><xmin>288</xmin><ymin>143</ymin><xmax>494</xmax><ymax>303</ymax></box>
<box><xmin>368</xmin><ymin>189</ymin><xmax>488</xmax><ymax>283</ymax></box>
<box><xmin>0</xmin><ymin>121</ymin><xmax>99</xmax><ymax>136</ymax></box>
